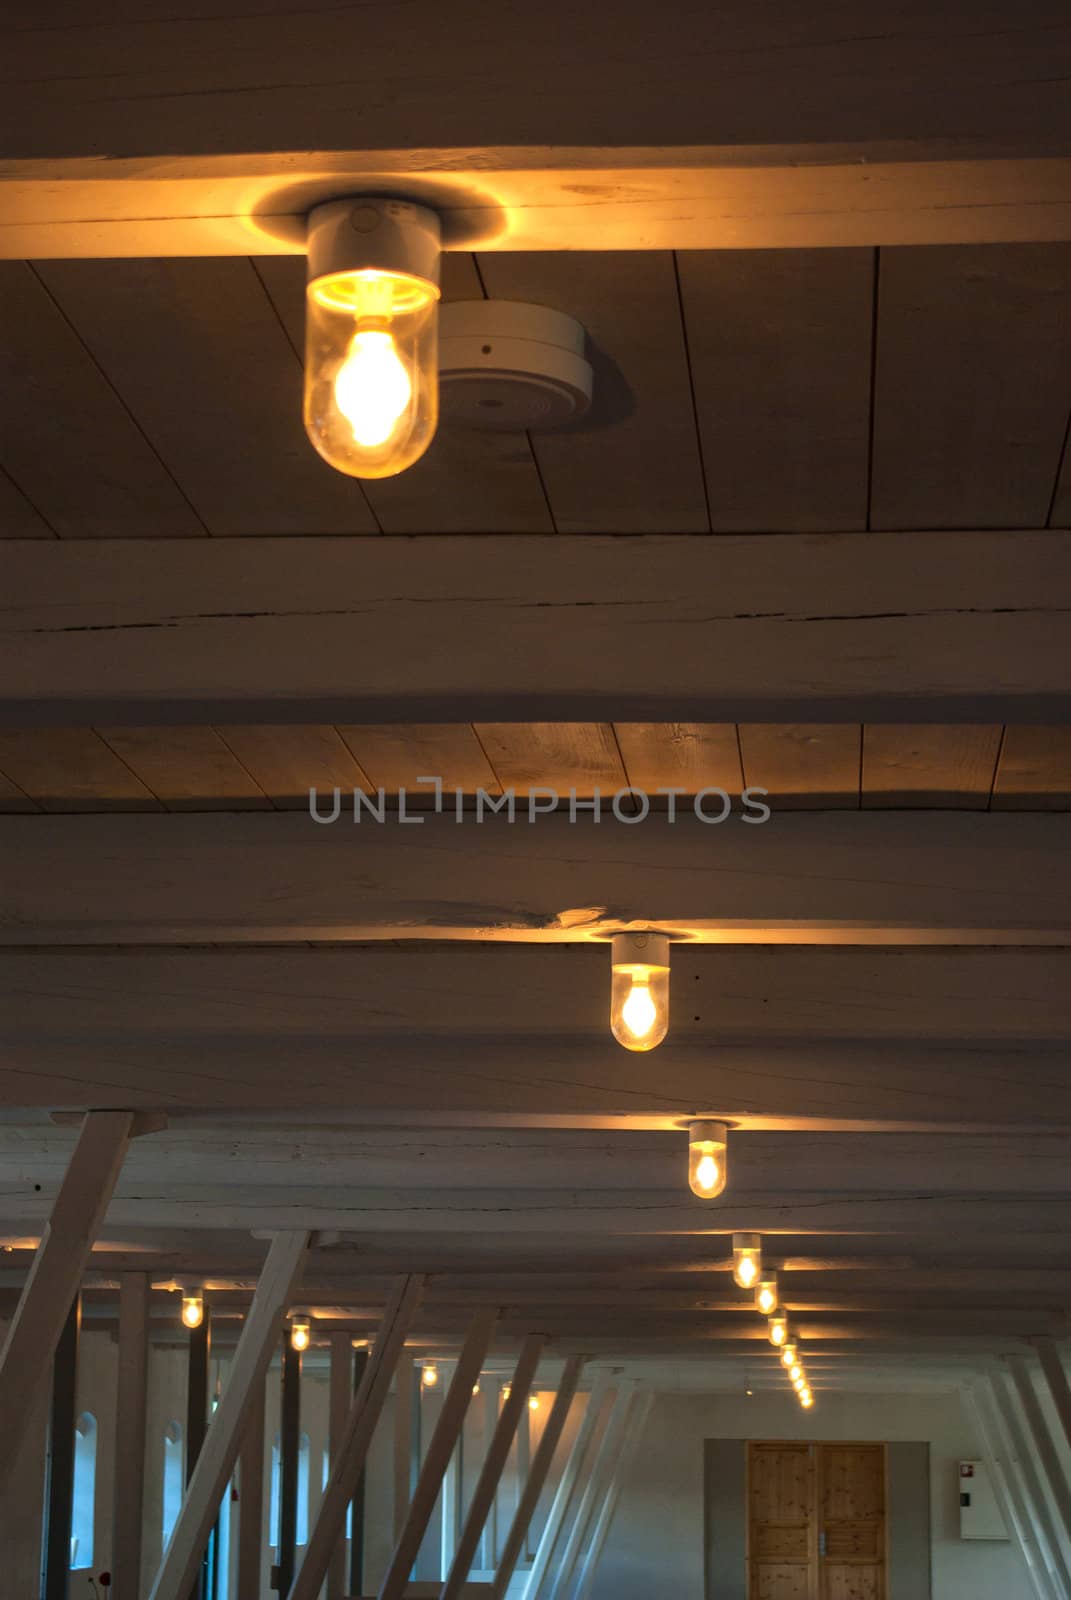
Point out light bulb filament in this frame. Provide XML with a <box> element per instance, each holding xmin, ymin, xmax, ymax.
<box><xmin>334</xmin><ymin>324</ymin><xmax>412</xmax><ymax>448</ymax></box>
<box><xmin>621</xmin><ymin>979</ymin><xmax>658</xmax><ymax>1040</ymax></box>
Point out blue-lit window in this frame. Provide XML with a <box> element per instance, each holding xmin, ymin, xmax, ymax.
<box><xmin>163</xmin><ymin>1421</ymin><xmax>184</xmax><ymax>1548</ymax></box>
<box><xmin>70</xmin><ymin>1413</ymin><xmax>97</xmax><ymax>1571</ymax></box>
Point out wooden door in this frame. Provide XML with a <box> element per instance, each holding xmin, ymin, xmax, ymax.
<box><xmin>748</xmin><ymin>1443</ymin><xmax>817</xmax><ymax>1599</ymax></box>
<box><xmin>818</xmin><ymin>1444</ymin><xmax>886</xmax><ymax>1600</ymax></box>
<box><xmin>747</xmin><ymin>1443</ymin><xmax>886</xmax><ymax>1600</ymax></box>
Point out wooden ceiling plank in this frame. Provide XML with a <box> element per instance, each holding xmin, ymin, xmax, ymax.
<box><xmin>677</xmin><ymin>249</ymin><xmax>874</xmax><ymax>531</ymax></box>
<box><xmin>97</xmin><ymin>727</ymin><xmax>272</xmax><ymax>811</ymax></box>
<box><xmin>337</xmin><ymin>725</ymin><xmax>499</xmax><ymax>802</ymax></box>
<box><xmin>992</xmin><ymin>727</ymin><xmax>1071</xmax><ymax>811</ymax></box>
<box><xmin>0</xmin><ymin>465</ymin><xmax>52</xmax><ymax>539</ymax></box>
<box><xmin>871</xmin><ymin>243</ymin><xmax>1071</xmax><ymax>529</ymax></box>
<box><xmin>613</xmin><ymin>724</ymin><xmax>743</xmax><ymax>802</ymax></box>
<box><xmin>0</xmin><ymin>262</ymin><xmax>203</xmax><ymax>540</ymax></box>
<box><xmin>1052</xmin><ymin>420</ymin><xmax>1071</xmax><ymax>526</ymax></box>
<box><xmin>0</xmin><ymin>769</ymin><xmax>38</xmax><ymax>813</ymax></box>
<box><xmin>475</xmin><ymin>251</ymin><xmax>709</xmax><ymax>532</ymax></box>
<box><xmin>861</xmin><ymin>725</ymin><xmax>1003</xmax><ymax>809</ymax></box>
<box><xmin>475</xmin><ymin>723</ymin><xmax>626</xmax><ymax>798</ymax></box>
<box><xmin>737</xmin><ymin>725</ymin><xmax>860</xmax><ymax>809</ymax></box>
<box><xmin>0</xmin><ymin>729</ymin><xmax>160</xmax><ymax>812</ymax></box>
<box><xmin>216</xmin><ymin>725</ymin><xmax>373</xmax><ymax>809</ymax></box>
<box><xmin>255</xmin><ymin>253</ymin><xmax>553</xmax><ymax>533</ymax></box>
<box><xmin>10</xmin><ymin>531</ymin><xmax>1067</xmax><ymax>726</ymax></box>
<box><xmin>34</xmin><ymin>258</ymin><xmax>379</xmax><ymax>536</ymax></box>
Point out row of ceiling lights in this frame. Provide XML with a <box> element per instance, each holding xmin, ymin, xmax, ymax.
<box><xmin>732</xmin><ymin>1235</ymin><xmax>814</xmax><ymax>1409</ymax></box>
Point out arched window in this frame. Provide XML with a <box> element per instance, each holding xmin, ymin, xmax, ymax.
<box><xmin>70</xmin><ymin>1412</ymin><xmax>97</xmax><ymax>1571</ymax></box>
<box><xmin>163</xmin><ymin>1421</ymin><xmax>184</xmax><ymax>1548</ymax></box>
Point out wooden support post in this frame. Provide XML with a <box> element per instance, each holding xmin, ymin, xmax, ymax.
<box><xmin>441</xmin><ymin>1335</ymin><xmax>546</xmax><ymax>1600</ymax></box>
<box><xmin>41</xmin><ymin>1295</ymin><xmax>80</xmax><ymax>1600</ymax></box>
<box><xmin>962</xmin><ymin>1382</ymin><xmax>1056</xmax><ymax>1600</ymax></box>
<box><xmin>148</xmin><ymin>1230</ymin><xmax>310</xmax><ymax>1600</ymax></box>
<box><xmin>277</xmin><ymin>1337</ymin><xmax>302</xmax><ymax>1599</ymax></box>
<box><xmin>1037</xmin><ymin>1341</ymin><xmax>1071</xmax><ymax>1455</ymax></box>
<box><xmin>547</xmin><ymin>1385</ymin><xmax>635</xmax><ymax>1600</ymax></box>
<box><xmin>112</xmin><ymin>1272</ymin><xmax>151</xmax><ymax>1600</ymax></box>
<box><xmin>236</xmin><ymin>1377</ymin><xmax>266</xmax><ymax>1600</ymax></box>
<box><xmin>493</xmin><ymin>1358</ymin><xmax>586</xmax><ymax>1600</ymax></box>
<box><xmin>989</xmin><ymin>1373</ymin><xmax>1071</xmax><ymax>1598</ymax></box>
<box><xmin>185</xmin><ymin>1301</ymin><xmax>212</xmax><ymax>1600</ymax></box>
<box><xmin>288</xmin><ymin>1275</ymin><xmax>424</xmax><ymax>1600</ymax></box>
<box><xmin>0</xmin><ymin>1110</ymin><xmax>134</xmax><ymax>1493</ymax></box>
<box><xmin>350</xmin><ymin>1348</ymin><xmax>370</xmax><ymax>1600</ymax></box>
<box><xmin>524</xmin><ymin>1374</ymin><xmax>610</xmax><ymax>1600</ymax></box>
<box><xmin>1006</xmin><ymin>1357</ymin><xmax>1071</xmax><ymax>1557</ymax></box>
<box><xmin>393</xmin><ymin>1354</ymin><xmax>416</xmax><ymax>1540</ymax></box>
<box><xmin>573</xmin><ymin>1390</ymin><xmax>653</xmax><ymax>1600</ymax></box>
<box><xmin>378</xmin><ymin>1309</ymin><xmax>498</xmax><ymax>1600</ymax></box>
<box><xmin>326</xmin><ymin>1333</ymin><xmax>352</xmax><ymax>1600</ymax></box>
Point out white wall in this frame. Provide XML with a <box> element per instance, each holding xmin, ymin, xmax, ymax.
<box><xmin>590</xmin><ymin>1389</ymin><xmax>1034</xmax><ymax>1600</ymax></box>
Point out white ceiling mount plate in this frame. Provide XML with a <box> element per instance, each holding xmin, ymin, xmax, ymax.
<box><xmin>439</xmin><ymin>300</ymin><xmax>593</xmax><ymax>429</ymax></box>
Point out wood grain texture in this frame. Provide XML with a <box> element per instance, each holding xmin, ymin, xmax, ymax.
<box><xmin>739</xmin><ymin>726</ymin><xmax>860</xmax><ymax>809</ymax></box>
<box><xmin>475</xmin><ymin>724</ymin><xmax>626</xmax><ymax>797</ymax></box>
<box><xmin>871</xmin><ymin>244</ymin><xmax>1071</xmax><ymax>529</ymax></box>
<box><xmin>339</xmin><ymin>725</ymin><xmax>499</xmax><ymax>800</ymax></box>
<box><xmin>217</xmin><ymin>725</ymin><xmax>372</xmax><ymax>808</ymax></box>
<box><xmin>0</xmin><ymin>729</ymin><xmax>160</xmax><ymax>811</ymax></box>
<box><xmin>36</xmin><ymin>258</ymin><xmax>378</xmax><ymax>535</ymax></box>
<box><xmin>4</xmin><ymin>811</ymin><xmax>1071</xmax><ymax>948</ymax></box>
<box><xmin>256</xmin><ymin>252</ymin><xmax>553</xmax><ymax>534</ymax></box>
<box><xmin>614</xmin><ymin>724</ymin><xmax>743</xmax><ymax>799</ymax></box>
<box><xmin>0</xmin><ymin>769</ymin><xmax>37</xmax><ymax>813</ymax></box>
<box><xmin>7</xmin><ymin>533</ymin><xmax>1071</xmax><ymax>725</ymax></box>
<box><xmin>861</xmin><ymin>726</ymin><xmax>1002</xmax><ymax>808</ymax></box>
<box><xmin>476</xmin><ymin>251</ymin><xmax>709</xmax><ymax>532</ymax></box>
<box><xmin>0</xmin><ymin>262</ymin><xmax>201</xmax><ymax>539</ymax></box>
<box><xmin>99</xmin><ymin>727</ymin><xmax>272</xmax><ymax>810</ymax></box>
<box><xmin>678</xmin><ymin>249</ymin><xmax>873</xmax><ymax>531</ymax></box>
<box><xmin>0</xmin><ymin>465</ymin><xmax>51</xmax><ymax>538</ymax></box>
<box><xmin>993</xmin><ymin>727</ymin><xmax>1071</xmax><ymax>809</ymax></box>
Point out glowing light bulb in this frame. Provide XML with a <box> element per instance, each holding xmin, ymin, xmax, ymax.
<box><xmin>791</xmin><ymin>1371</ymin><xmax>807</xmax><ymax>1391</ymax></box>
<box><xmin>780</xmin><ymin>1344</ymin><xmax>797</xmax><ymax>1370</ymax></box>
<box><xmin>789</xmin><ymin>1363</ymin><xmax>803</xmax><ymax>1383</ymax></box>
<box><xmin>290</xmin><ymin>1317</ymin><xmax>311</xmax><ymax>1353</ymax></box>
<box><xmin>610</xmin><ymin>933</ymin><xmax>670</xmax><ymax>1051</ymax></box>
<box><xmin>422</xmin><ymin>1363</ymin><xmax>439</xmax><ymax>1389</ymax></box>
<box><xmin>304</xmin><ymin>198</ymin><xmax>440</xmax><ymax>479</ymax></box>
<box><xmin>472</xmin><ymin>1383</ymin><xmax>481</xmax><ymax>1397</ymax></box>
<box><xmin>529</xmin><ymin>1396</ymin><xmax>541</xmax><ymax>1412</ymax></box>
<box><xmin>502</xmin><ymin>1384</ymin><xmax>512</xmax><ymax>1401</ymax></box>
<box><xmin>768</xmin><ymin>1313</ymin><xmax>789</xmax><ymax>1347</ymax></box>
<box><xmin>687</xmin><ymin>1120</ymin><xmax>728</xmax><ymax>1199</ymax></box>
<box><xmin>800</xmin><ymin>1390</ymin><xmax>814</xmax><ymax>1409</ymax></box>
<box><xmin>755</xmin><ymin>1275</ymin><xmax>779</xmax><ymax>1316</ymax></box>
<box><xmin>181</xmin><ymin>1294</ymin><xmax>204</xmax><ymax>1330</ymax></box>
<box><xmin>732</xmin><ymin>1234</ymin><xmax>762</xmax><ymax>1290</ymax></box>
<box><xmin>334</xmin><ymin>327</ymin><xmax>412</xmax><ymax>447</ymax></box>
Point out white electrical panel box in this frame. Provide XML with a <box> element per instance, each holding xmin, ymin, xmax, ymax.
<box><xmin>960</xmin><ymin>1460</ymin><xmax>1008</xmax><ymax>1540</ymax></box>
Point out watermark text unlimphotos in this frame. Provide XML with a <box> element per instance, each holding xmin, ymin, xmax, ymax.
<box><xmin>309</xmin><ymin>778</ymin><xmax>771</xmax><ymax>825</ymax></box>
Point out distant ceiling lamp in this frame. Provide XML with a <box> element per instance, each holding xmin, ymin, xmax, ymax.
<box><xmin>610</xmin><ymin>933</ymin><xmax>670</xmax><ymax>1051</ymax></box>
<box><xmin>180</xmin><ymin>1290</ymin><xmax>204</xmax><ymax>1331</ymax></box>
<box><xmin>304</xmin><ymin>198</ymin><xmax>441</xmax><ymax>479</ymax></box>
<box><xmin>779</xmin><ymin>1342</ymin><xmax>797</xmax><ymax>1370</ymax></box>
<box><xmin>290</xmin><ymin>1316</ymin><xmax>311</xmax><ymax>1353</ymax></box>
<box><xmin>529</xmin><ymin>1395</ymin><xmax>541</xmax><ymax>1411</ymax></box>
<box><xmin>422</xmin><ymin>1361</ymin><xmax>440</xmax><ymax>1389</ymax></box>
<box><xmin>731</xmin><ymin>1234</ymin><xmax>762</xmax><ymax>1290</ymax></box>
<box><xmin>439</xmin><ymin>301</ymin><xmax>593</xmax><ymax>430</ymax></box>
<box><xmin>687</xmin><ymin>1120</ymin><xmax>728</xmax><ymax>1199</ymax></box>
<box><xmin>768</xmin><ymin>1313</ymin><xmax>789</xmax><ymax>1348</ymax></box>
<box><xmin>788</xmin><ymin>1360</ymin><xmax>804</xmax><ymax>1384</ymax></box>
<box><xmin>791</xmin><ymin>1370</ymin><xmax>807</xmax><ymax>1391</ymax></box>
<box><xmin>799</xmin><ymin>1389</ymin><xmax>814</xmax><ymax>1409</ymax></box>
<box><xmin>755</xmin><ymin>1274</ymin><xmax>779</xmax><ymax>1316</ymax></box>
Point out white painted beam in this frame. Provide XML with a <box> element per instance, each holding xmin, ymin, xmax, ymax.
<box><xmin>962</xmin><ymin>1381</ymin><xmax>1055</xmax><ymax>1600</ymax></box>
<box><xmin>572</xmin><ymin>1390</ymin><xmax>653</xmax><ymax>1600</ymax></box>
<box><xmin>236</xmin><ymin>1376</ymin><xmax>267</xmax><ymax>1600</ymax></box>
<box><xmin>111</xmin><ymin>1272</ymin><xmax>151</xmax><ymax>1600</ymax></box>
<box><xmin>327</xmin><ymin>1331</ymin><xmax>353</xmax><ymax>1600</ymax></box>
<box><xmin>989</xmin><ymin>1372</ymin><xmax>1071</xmax><ymax>1598</ymax></box>
<box><xmin>1037</xmin><ymin>1342</ymin><xmax>1071</xmax><ymax>1455</ymax></box>
<box><xmin>0</xmin><ymin>1110</ymin><xmax>135</xmax><ymax>1497</ymax></box>
<box><xmin>492</xmin><ymin>1357</ymin><xmax>586</xmax><ymax>1600</ymax></box>
<box><xmin>525</xmin><ymin>1377</ymin><xmax>611</xmax><ymax>1600</ymax></box>
<box><xmin>441</xmin><ymin>1335</ymin><xmax>546</xmax><ymax>1600</ymax></box>
<box><xmin>6</xmin><ymin>531</ymin><xmax>1071</xmax><ymax>726</ymax></box>
<box><xmin>547</xmin><ymin>1386</ymin><xmax>635</xmax><ymax>1600</ymax></box>
<box><xmin>148</xmin><ymin>1229</ymin><xmax>310</xmax><ymax>1600</ymax></box>
<box><xmin>1006</xmin><ymin>1357</ymin><xmax>1071</xmax><ymax>1561</ymax></box>
<box><xmin>379</xmin><ymin>1309</ymin><xmax>498</xmax><ymax>1600</ymax></box>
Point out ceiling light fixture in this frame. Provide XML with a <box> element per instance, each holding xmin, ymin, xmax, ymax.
<box><xmin>290</xmin><ymin>1317</ymin><xmax>311</xmax><ymax>1353</ymax></box>
<box><xmin>755</xmin><ymin>1274</ymin><xmax>779</xmax><ymax>1316</ymax></box>
<box><xmin>780</xmin><ymin>1342</ymin><xmax>797</xmax><ymax>1370</ymax></box>
<box><xmin>768</xmin><ymin>1313</ymin><xmax>789</xmax><ymax>1348</ymax></box>
<box><xmin>422</xmin><ymin>1362</ymin><xmax>440</xmax><ymax>1389</ymax></box>
<box><xmin>180</xmin><ymin>1291</ymin><xmax>204</xmax><ymax>1331</ymax></box>
<box><xmin>687</xmin><ymin>1120</ymin><xmax>728</xmax><ymax>1198</ymax></box>
<box><xmin>304</xmin><ymin>198</ymin><xmax>441</xmax><ymax>479</ymax></box>
<box><xmin>610</xmin><ymin>933</ymin><xmax>670</xmax><ymax>1051</ymax></box>
<box><xmin>732</xmin><ymin>1234</ymin><xmax>762</xmax><ymax>1289</ymax></box>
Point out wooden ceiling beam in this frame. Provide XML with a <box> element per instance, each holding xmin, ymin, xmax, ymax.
<box><xmin>2</xmin><ymin>147</ymin><xmax>1068</xmax><ymax>260</ymax></box>
<box><xmin>6</xmin><ymin>532</ymin><xmax>1071</xmax><ymax>727</ymax></box>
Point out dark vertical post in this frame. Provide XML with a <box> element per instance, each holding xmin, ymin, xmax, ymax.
<box><xmin>186</xmin><ymin>1302</ymin><xmax>212</xmax><ymax>1600</ymax></box>
<box><xmin>278</xmin><ymin>1335</ymin><xmax>302</xmax><ymax>1597</ymax></box>
<box><xmin>349</xmin><ymin>1349</ymin><xmax>370</xmax><ymax>1598</ymax></box>
<box><xmin>41</xmin><ymin>1294</ymin><xmax>80</xmax><ymax>1600</ymax></box>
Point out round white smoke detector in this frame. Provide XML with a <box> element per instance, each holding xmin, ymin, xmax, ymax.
<box><xmin>438</xmin><ymin>300</ymin><xmax>593</xmax><ymax>430</ymax></box>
